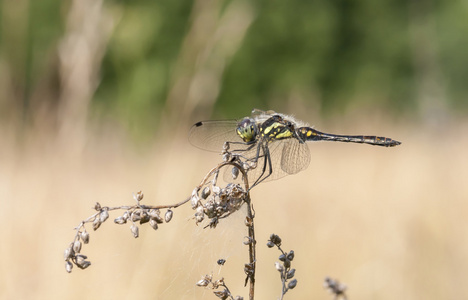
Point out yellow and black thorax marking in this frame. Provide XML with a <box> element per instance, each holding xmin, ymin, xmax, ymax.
<box><xmin>259</xmin><ymin>115</ymin><xmax>296</xmax><ymax>142</ymax></box>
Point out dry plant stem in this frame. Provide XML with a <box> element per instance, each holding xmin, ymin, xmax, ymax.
<box><xmin>216</xmin><ymin>161</ymin><xmax>256</xmax><ymax>300</ymax></box>
<box><xmin>267</xmin><ymin>235</ymin><xmax>297</xmax><ymax>300</ymax></box>
<box><xmin>245</xmin><ymin>198</ymin><xmax>255</xmax><ymax>300</ymax></box>
<box><xmin>232</xmin><ymin>163</ymin><xmax>255</xmax><ymax>300</ymax></box>
<box><xmin>275</xmin><ymin>244</ymin><xmax>288</xmax><ymax>300</ymax></box>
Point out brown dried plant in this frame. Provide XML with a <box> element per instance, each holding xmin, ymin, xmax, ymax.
<box><xmin>64</xmin><ymin>140</ymin><xmax>349</xmax><ymax>300</ymax></box>
<box><xmin>64</xmin><ymin>145</ymin><xmax>262</xmax><ymax>299</ymax></box>
<box><xmin>324</xmin><ymin>277</ymin><xmax>348</xmax><ymax>300</ymax></box>
<box><xmin>267</xmin><ymin>234</ymin><xmax>298</xmax><ymax>299</ymax></box>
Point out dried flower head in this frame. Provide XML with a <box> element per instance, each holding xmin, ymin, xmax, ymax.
<box><xmin>92</xmin><ymin>218</ymin><xmax>101</xmax><ymax>231</ymax></box>
<box><xmin>133</xmin><ymin>191</ymin><xmax>144</xmax><ymax>202</ymax></box>
<box><xmin>288</xmin><ymin>279</ymin><xmax>297</xmax><ymax>289</ymax></box>
<box><xmin>80</xmin><ymin>230</ymin><xmax>89</xmax><ymax>244</ymax></box>
<box><xmin>99</xmin><ymin>209</ymin><xmax>109</xmax><ymax>222</ymax></box>
<box><xmin>269</xmin><ymin>234</ymin><xmax>282</xmax><ymax>247</ymax></box>
<box><xmin>73</xmin><ymin>240</ymin><xmax>82</xmax><ymax>253</ymax></box>
<box><xmin>191</xmin><ymin>179</ymin><xmax>247</xmax><ymax>227</ymax></box>
<box><xmin>165</xmin><ymin>210</ymin><xmax>173</xmax><ymax>223</ymax></box>
<box><xmin>196</xmin><ymin>274</ymin><xmax>213</xmax><ymax>287</ymax></box>
<box><xmin>130</xmin><ymin>224</ymin><xmax>139</xmax><ymax>238</ymax></box>
<box><xmin>324</xmin><ymin>277</ymin><xmax>347</xmax><ymax>299</ymax></box>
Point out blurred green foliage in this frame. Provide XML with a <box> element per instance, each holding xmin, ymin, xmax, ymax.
<box><xmin>1</xmin><ymin>0</ymin><xmax>467</xmax><ymax>133</ymax></box>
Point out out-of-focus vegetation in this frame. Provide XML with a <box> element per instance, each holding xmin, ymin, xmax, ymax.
<box><xmin>2</xmin><ymin>1</ymin><xmax>468</xmax><ymax>300</ymax></box>
<box><xmin>1</xmin><ymin>0</ymin><xmax>466</xmax><ymax>138</ymax></box>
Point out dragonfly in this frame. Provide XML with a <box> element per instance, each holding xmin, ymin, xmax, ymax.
<box><xmin>189</xmin><ymin>109</ymin><xmax>401</xmax><ymax>189</ymax></box>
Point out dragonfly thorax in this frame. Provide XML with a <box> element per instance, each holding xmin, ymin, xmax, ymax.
<box><xmin>259</xmin><ymin>115</ymin><xmax>295</xmax><ymax>141</ymax></box>
<box><xmin>236</xmin><ymin>117</ymin><xmax>259</xmax><ymax>143</ymax></box>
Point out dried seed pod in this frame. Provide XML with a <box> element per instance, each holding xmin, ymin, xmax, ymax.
<box><xmin>195</xmin><ymin>213</ymin><xmax>204</xmax><ymax>223</ymax></box>
<box><xmin>212</xmin><ymin>186</ymin><xmax>221</xmax><ymax>194</ymax></box>
<box><xmin>213</xmin><ymin>289</ymin><xmax>228</xmax><ymax>299</ymax></box>
<box><xmin>244</xmin><ymin>263</ymin><xmax>254</xmax><ymax>276</ymax></box>
<box><xmin>148</xmin><ymin>209</ymin><xmax>157</xmax><ymax>218</ymax></box>
<box><xmin>196</xmin><ymin>279</ymin><xmax>209</xmax><ymax>287</ymax></box>
<box><xmin>149</xmin><ymin>219</ymin><xmax>158</xmax><ymax>230</ymax></box>
<box><xmin>201</xmin><ymin>187</ymin><xmax>211</xmax><ymax>199</ymax></box>
<box><xmin>73</xmin><ymin>240</ymin><xmax>82</xmax><ymax>253</ymax></box>
<box><xmin>114</xmin><ymin>216</ymin><xmax>127</xmax><ymax>224</ymax></box>
<box><xmin>243</xmin><ymin>237</ymin><xmax>253</xmax><ymax>245</ymax></box>
<box><xmin>269</xmin><ymin>234</ymin><xmax>281</xmax><ymax>246</ymax></box>
<box><xmin>287</xmin><ymin>268</ymin><xmax>296</xmax><ymax>279</ymax></box>
<box><xmin>231</xmin><ymin>166</ymin><xmax>239</xmax><ymax>180</ymax></box>
<box><xmin>139</xmin><ymin>211</ymin><xmax>150</xmax><ymax>224</ymax></box>
<box><xmin>213</xmin><ymin>277</ymin><xmax>225</xmax><ymax>288</ymax></box>
<box><xmin>196</xmin><ymin>206</ymin><xmax>204</xmax><ymax>215</ymax></box>
<box><xmin>149</xmin><ymin>209</ymin><xmax>163</xmax><ymax>223</ymax></box>
<box><xmin>76</xmin><ymin>259</ymin><xmax>91</xmax><ymax>270</ymax></box>
<box><xmin>80</xmin><ymin>230</ymin><xmax>89</xmax><ymax>244</ymax></box>
<box><xmin>65</xmin><ymin>261</ymin><xmax>73</xmax><ymax>273</ymax></box>
<box><xmin>94</xmin><ymin>202</ymin><xmax>102</xmax><ymax>211</ymax></box>
<box><xmin>266</xmin><ymin>241</ymin><xmax>275</xmax><ymax>248</ymax></box>
<box><xmin>196</xmin><ymin>274</ymin><xmax>212</xmax><ymax>287</ymax></box>
<box><xmin>165</xmin><ymin>210</ymin><xmax>173</xmax><ymax>223</ymax></box>
<box><xmin>279</xmin><ymin>254</ymin><xmax>286</xmax><ymax>261</ymax></box>
<box><xmin>288</xmin><ymin>279</ymin><xmax>297</xmax><ymax>289</ymax></box>
<box><xmin>152</xmin><ymin>214</ymin><xmax>164</xmax><ymax>224</ymax></box>
<box><xmin>77</xmin><ymin>261</ymin><xmax>90</xmax><ymax>269</ymax></box>
<box><xmin>275</xmin><ymin>262</ymin><xmax>284</xmax><ymax>273</ymax></box>
<box><xmin>287</xmin><ymin>250</ymin><xmax>295</xmax><ymax>261</ymax></box>
<box><xmin>191</xmin><ymin>193</ymin><xmax>200</xmax><ymax>208</ymax></box>
<box><xmin>75</xmin><ymin>254</ymin><xmax>87</xmax><ymax>265</ymax></box>
<box><xmin>64</xmin><ymin>246</ymin><xmax>74</xmax><ymax>260</ymax></box>
<box><xmin>283</xmin><ymin>259</ymin><xmax>291</xmax><ymax>269</ymax></box>
<box><xmin>130</xmin><ymin>224</ymin><xmax>139</xmax><ymax>238</ymax></box>
<box><xmin>99</xmin><ymin>210</ymin><xmax>109</xmax><ymax>222</ymax></box>
<box><xmin>131</xmin><ymin>211</ymin><xmax>142</xmax><ymax>222</ymax></box>
<box><xmin>92</xmin><ymin>218</ymin><xmax>101</xmax><ymax>231</ymax></box>
<box><xmin>133</xmin><ymin>191</ymin><xmax>144</xmax><ymax>202</ymax></box>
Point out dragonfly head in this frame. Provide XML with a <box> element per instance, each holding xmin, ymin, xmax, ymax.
<box><xmin>237</xmin><ymin>117</ymin><xmax>258</xmax><ymax>143</ymax></box>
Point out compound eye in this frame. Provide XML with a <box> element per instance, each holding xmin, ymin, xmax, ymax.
<box><xmin>236</xmin><ymin>118</ymin><xmax>257</xmax><ymax>143</ymax></box>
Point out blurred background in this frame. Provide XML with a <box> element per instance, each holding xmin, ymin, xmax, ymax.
<box><xmin>1</xmin><ymin>0</ymin><xmax>467</xmax><ymax>299</ymax></box>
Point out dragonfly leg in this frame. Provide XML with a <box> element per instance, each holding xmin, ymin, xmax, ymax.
<box><xmin>250</xmin><ymin>143</ymin><xmax>273</xmax><ymax>189</ymax></box>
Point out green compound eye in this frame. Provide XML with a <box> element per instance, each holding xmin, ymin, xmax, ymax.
<box><xmin>236</xmin><ymin>118</ymin><xmax>258</xmax><ymax>143</ymax></box>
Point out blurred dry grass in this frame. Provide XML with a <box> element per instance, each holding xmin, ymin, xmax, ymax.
<box><xmin>1</xmin><ymin>118</ymin><xmax>467</xmax><ymax>300</ymax></box>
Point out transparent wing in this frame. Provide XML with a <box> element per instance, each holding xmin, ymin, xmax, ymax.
<box><xmin>188</xmin><ymin>120</ymin><xmax>242</xmax><ymax>152</ymax></box>
<box><xmin>280</xmin><ymin>139</ymin><xmax>311</xmax><ymax>174</ymax></box>
<box><xmin>222</xmin><ymin>138</ymin><xmax>310</xmax><ymax>185</ymax></box>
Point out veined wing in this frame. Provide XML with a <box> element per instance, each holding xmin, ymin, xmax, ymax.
<box><xmin>223</xmin><ymin>137</ymin><xmax>310</xmax><ymax>185</ymax></box>
<box><xmin>280</xmin><ymin>138</ymin><xmax>311</xmax><ymax>175</ymax></box>
<box><xmin>188</xmin><ymin>120</ymin><xmax>243</xmax><ymax>152</ymax></box>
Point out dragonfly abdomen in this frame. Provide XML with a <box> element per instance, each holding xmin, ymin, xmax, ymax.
<box><xmin>297</xmin><ymin>127</ymin><xmax>401</xmax><ymax>147</ymax></box>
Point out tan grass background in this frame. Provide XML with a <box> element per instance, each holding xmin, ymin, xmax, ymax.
<box><xmin>0</xmin><ymin>118</ymin><xmax>467</xmax><ymax>299</ymax></box>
